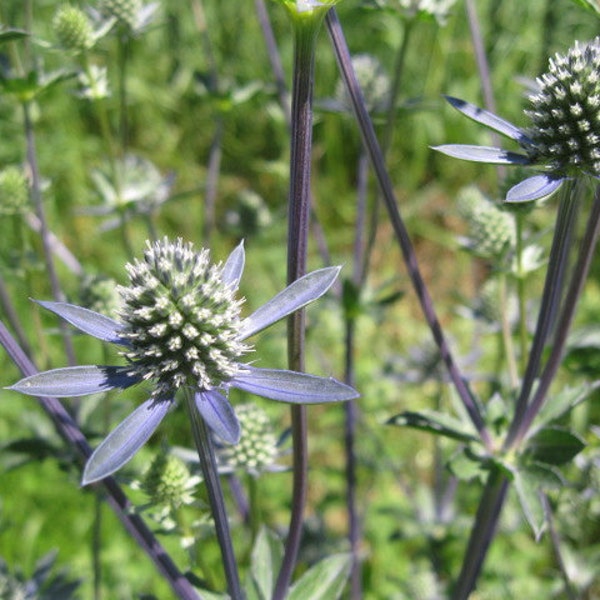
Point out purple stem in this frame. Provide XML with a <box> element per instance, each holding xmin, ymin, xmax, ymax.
<box><xmin>0</xmin><ymin>321</ymin><xmax>201</xmax><ymax>600</ymax></box>
<box><xmin>326</xmin><ymin>9</ymin><xmax>491</xmax><ymax>449</ymax></box>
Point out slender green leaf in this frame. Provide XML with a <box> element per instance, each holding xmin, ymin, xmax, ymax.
<box><xmin>388</xmin><ymin>409</ymin><xmax>478</xmax><ymax>442</ymax></box>
<box><xmin>287</xmin><ymin>554</ymin><xmax>351</xmax><ymax>600</ymax></box>
<box><xmin>250</xmin><ymin>528</ymin><xmax>283</xmax><ymax>600</ymax></box>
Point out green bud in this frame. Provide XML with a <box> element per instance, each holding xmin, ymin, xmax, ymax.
<box><xmin>457</xmin><ymin>186</ymin><xmax>516</xmax><ymax>260</ymax></box>
<box><xmin>79</xmin><ymin>274</ymin><xmax>122</xmax><ymax>318</ymax></box>
<box><xmin>219</xmin><ymin>403</ymin><xmax>278</xmax><ymax>475</ymax></box>
<box><xmin>53</xmin><ymin>5</ymin><xmax>95</xmax><ymax>51</ymax></box>
<box><xmin>99</xmin><ymin>0</ymin><xmax>142</xmax><ymax>30</ymax></box>
<box><xmin>0</xmin><ymin>166</ymin><xmax>28</xmax><ymax>216</ymax></box>
<box><xmin>141</xmin><ymin>452</ymin><xmax>195</xmax><ymax>508</ymax></box>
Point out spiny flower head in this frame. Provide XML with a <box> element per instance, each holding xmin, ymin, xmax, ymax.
<box><xmin>10</xmin><ymin>238</ymin><xmax>357</xmax><ymax>484</ymax></box>
<box><xmin>99</xmin><ymin>0</ymin><xmax>141</xmax><ymax>29</ymax></box>
<box><xmin>457</xmin><ymin>186</ymin><xmax>516</xmax><ymax>260</ymax></box>
<box><xmin>335</xmin><ymin>54</ymin><xmax>390</xmax><ymax>114</ymax></box>
<box><xmin>219</xmin><ymin>403</ymin><xmax>279</xmax><ymax>475</ymax></box>
<box><xmin>53</xmin><ymin>4</ymin><xmax>95</xmax><ymax>52</ymax></box>
<box><xmin>79</xmin><ymin>274</ymin><xmax>121</xmax><ymax>318</ymax></box>
<box><xmin>435</xmin><ymin>37</ymin><xmax>600</xmax><ymax>203</ymax></box>
<box><xmin>0</xmin><ymin>166</ymin><xmax>28</xmax><ymax>215</ymax></box>
<box><xmin>118</xmin><ymin>238</ymin><xmax>249</xmax><ymax>398</ymax></box>
<box><xmin>526</xmin><ymin>37</ymin><xmax>600</xmax><ymax>178</ymax></box>
<box><xmin>140</xmin><ymin>452</ymin><xmax>198</xmax><ymax>508</ymax></box>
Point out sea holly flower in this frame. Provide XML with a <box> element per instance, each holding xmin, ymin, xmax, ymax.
<box><xmin>435</xmin><ymin>37</ymin><xmax>600</xmax><ymax>203</ymax></box>
<box><xmin>10</xmin><ymin>238</ymin><xmax>357</xmax><ymax>484</ymax></box>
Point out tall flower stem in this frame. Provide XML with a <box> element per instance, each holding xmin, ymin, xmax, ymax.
<box><xmin>274</xmin><ymin>6</ymin><xmax>329</xmax><ymax>600</ymax></box>
<box><xmin>183</xmin><ymin>388</ymin><xmax>243</xmax><ymax>599</ymax></box>
<box><xmin>511</xmin><ymin>182</ymin><xmax>600</xmax><ymax>446</ymax></box>
<box><xmin>0</xmin><ymin>321</ymin><xmax>201</xmax><ymax>600</ymax></box>
<box><xmin>451</xmin><ymin>467</ymin><xmax>509</xmax><ymax>600</ymax></box>
<box><xmin>454</xmin><ymin>183</ymin><xmax>600</xmax><ymax>598</ymax></box>
<box><xmin>505</xmin><ymin>182</ymin><xmax>580</xmax><ymax>448</ymax></box>
<box><xmin>326</xmin><ymin>9</ymin><xmax>491</xmax><ymax>449</ymax></box>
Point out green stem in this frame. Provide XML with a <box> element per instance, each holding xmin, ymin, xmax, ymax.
<box><xmin>184</xmin><ymin>388</ymin><xmax>243</xmax><ymax>599</ymax></box>
<box><xmin>514</xmin><ymin>211</ymin><xmax>528</xmax><ymax>372</ymax></box>
<box><xmin>498</xmin><ymin>271</ymin><xmax>518</xmax><ymax>389</ymax></box>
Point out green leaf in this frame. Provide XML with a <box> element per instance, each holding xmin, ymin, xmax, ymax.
<box><xmin>525</xmin><ymin>427</ymin><xmax>586</xmax><ymax>466</ymax></box>
<box><xmin>447</xmin><ymin>446</ymin><xmax>488</xmax><ymax>481</ymax></box>
<box><xmin>0</xmin><ymin>27</ymin><xmax>29</xmax><ymax>43</ymax></box>
<box><xmin>569</xmin><ymin>0</ymin><xmax>600</xmax><ymax>14</ymax></box>
<box><xmin>529</xmin><ymin>381</ymin><xmax>600</xmax><ymax>436</ymax></box>
<box><xmin>250</xmin><ymin>528</ymin><xmax>283</xmax><ymax>600</ymax></box>
<box><xmin>512</xmin><ymin>463</ymin><xmax>562</xmax><ymax>540</ymax></box>
<box><xmin>388</xmin><ymin>410</ymin><xmax>478</xmax><ymax>442</ymax></box>
<box><xmin>287</xmin><ymin>554</ymin><xmax>351</xmax><ymax>600</ymax></box>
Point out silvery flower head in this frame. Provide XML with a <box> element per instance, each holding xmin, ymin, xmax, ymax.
<box><xmin>10</xmin><ymin>238</ymin><xmax>357</xmax><ymax>484</ymax></box>
<box><xmin>434</xmin><ymin>37</ymin><xmax>600</xmax><ymax>203</ymax></box>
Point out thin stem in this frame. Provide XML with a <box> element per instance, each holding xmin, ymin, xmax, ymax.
<box><xmin>253</xmin><ymin>0</ymin><xmax>291</xmax><ymax>126</ymax></box>
<box><xmin>274</xmin><ymin>11</ymin><xmax>324</xmax><ymax>600</ymax></box>
<box><xmin>542</xmin><ymin>493</ymin><xmax>579</xmax><ymax>600</ymax></box>
<box><xmin>326</xmin><ymin>9</ymin><xmax>491</xmax><ymax>449</ymax></box>
<box><xmin>0</xmin><ymin>321</ymin><xmax>201</xmax><ymax>600</ymax></box>
<box><xmin>183</xmin><ymin>388</ymin><xmax>243</xmax><ymax>600</ymax></box>
<box><xmin>511</xmin><ymin>183</ymin><xmax>600</xmax><ymax>447</ymax></box>
<box><xmin>451</xmin><ymin>468</ymin><xmax>509</xmax><ymax>600</ymax></box>
<box><xmin>514</xmin><ymin>211</ymin><xmax>528</xmax><ymax>370</ymax></box>
<box><xmin>498</xmin><ymin>271</ymin><xmax>519</xmax><ymax>388</ymax></box>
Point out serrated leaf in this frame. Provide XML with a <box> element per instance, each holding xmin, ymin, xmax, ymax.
<box><xmin>250</xmin><ymin>528</ymin><xmax>283</xmax><ymax>600</ymax></box>
<box><xmin>287</xmin><ymin>554</ymin><xmax>351</xmax><ymax>600</ymax></box>
<box><xmin>512</xmin><ymin>464</ymin><xmax>562</xmax><ymax>540</ymax></box>
<box><xmin>525</xmin><ymin>427</ymin><xmax>586</xmax><ymax>466</ymax></box>
<box><xmin>388</xmin><ymin>410</ymin><xmax>478</xmax><ymax>442</ymax></box>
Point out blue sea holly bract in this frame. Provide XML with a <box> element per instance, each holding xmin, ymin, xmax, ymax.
<box><xmin>434</xmin><ymin>37</ymin><xmax>600</xmax><ymax>203</ymax></box>
<box><xmin>10</xmin><ymin>238</ymin><xmax>358</xmax><ymax>484</ymax></box>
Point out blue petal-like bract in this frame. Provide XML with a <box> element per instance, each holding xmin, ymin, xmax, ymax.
<box><xmin>231</xmin><ymin>366</ymin><xmax>358</xmax><ymax>403</ymax></box>
<box><xmin>35</xmin><ymin>300</ymin><xmax>127</xmax><ymax>345</ymax></box>
<box><xmin>433</xmin><ymin>144</ymin><xmax>530</xmax><ymax>165</ymax></box>
<box><xmin>9</xmin><ymin>365</ymin><xmax>141</xmax><ymax>397</ymax></box>
<box><xmin>238</xmin><ymin>266</ymin><xmax>340</xmax><ymax>340</ymax></box>
<box><xmin>194</xmin><ymin>389</ymin><xmax>241</xmax><ymax>443</ymax></box>
<box><xmin>506</xmin><ymin>174</ymin><xmax>564</xmax><ymax>203</ymax></box>
<box><xmin>221</xmin><ymin>241</ymin><xmax>245</xmax><ymax>289</ymax></box>
<box><xmin>444</xmin><ymin>96</ymin><xmax>532</xmax><ymax>144</ymax></box>
<box><xmin>82</xmin><ymin>398</ymin><xmax>172</xmax><ymax>484</ymax></box>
